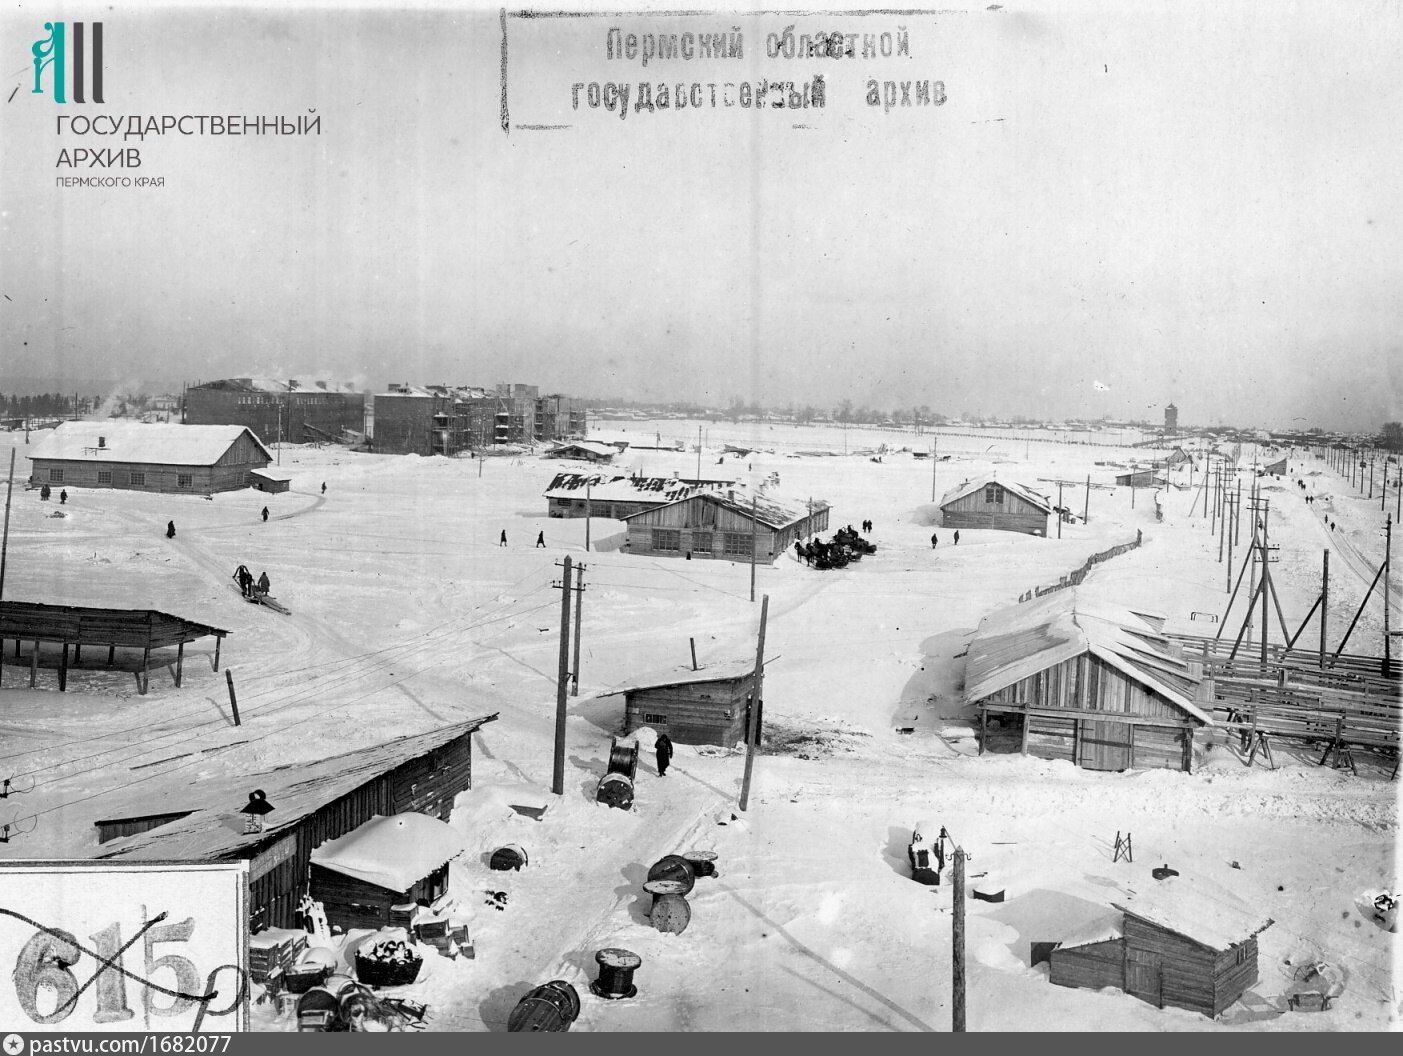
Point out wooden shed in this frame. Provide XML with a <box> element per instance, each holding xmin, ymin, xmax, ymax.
<box><xmin>97</xmin><ymin>714</ymin><xmax>497</xmax><ymax>933</ymax></box>
<box><xmin>27</xmin><ymin>421</ymin><xmax>273</xmax><ymax>495</ymax></box>
<box><xmin>1115</xmin><ymin>468</ymin><xmax>1167</xmax><ymax>488</ymax></box>
<box><xmin>613</xmin><ymin>659</ymin><xmax>756</xmax><ymax>746</ymax></box>
<box><xmin>309</xmin><ymin>814</ymin><xmax>463</xmax><ymax>932</ymax></box>
<box><xmin>0</xmin><ymin>601</ymin><xmax>228</xmax><ymax>694</ymax></box>
<box><xmin>623</xmin><ymin>491</ymin><xmax>829</xmax><ymax>562</ymax></box>
<box><xmin>939</xmin><ymin>477</ymin><xmax>1051</xmax><ymax>536</ymax></box>
<box><xmin>967</xmin><ymin>592</ymin><xmax>1210</xmax><ymax>772</ymax></box>
<box><xmin>1049</xmin><ymin>874</ymin><xmax>1274</xmax><ymax>1017</ymax></box>
<box><xmin>249</xmin><ymin>469</ymin><xmax>292</xmax><ymax>494</ymax></box>
<box><xmin>544</xmin><ymin>441</ymin><xmax>618</xmax><ymax>463</ymax></box>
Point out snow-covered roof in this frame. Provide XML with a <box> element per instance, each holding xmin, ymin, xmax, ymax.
<box><xmin>545</xmin><ymin>441</ymin><xmax>618</xmax><ymax>458</ymax></box>
<box><xmin>1057</xmin><ymin>908</ymin><xmax>1125</xmax><ymax>948</ymax></box>
<box><xmin>97</xmin><ymin>715</ymin><xmax>497</xmax><ymax>864</ymax></box>
<box><xmin>1114</xmin><ymin>874</ymin><xmax>1274</xmax><ymax>951</ymax></box>
<box><xmin>249</xmin><ymin>468</ymin><xmax>292</xmax><ymax>483</ymax></box>
<box><xmin>939</xmin><ymin>476</ymin><xmax>1052</xmax><ymax>513</ymax></box>
<box><xmin>195</xmin><ymin>378</ymin><xmax>362</xmax><ymax>394</ymax></box>
<box><xmin>310</xmin><ymin>813</ymin><xmax>464</xmax><ymax>893</ymax></box>
<box><xmin>609</xmin><ymin>658</ymin><xmax>757</xmax><ymax>697</ymax></box>
<box><xmin>544</xmin><ymin>473</ymin><xmax>696</xmax><ymax>503</ymax></box>
<box><xmin>964</xmin><ymin>591</ymin><xmax>1209</xmax><ymax>723</ymax></box>
<box><xmin>621</xmin><ymin>490</ymin><xmax>826</xmax><ymax>530</ymax></box>
<box><xmin>29</xmin><ymin>422</ymin><xmax>272</xmax><ymax>466</ymax></box>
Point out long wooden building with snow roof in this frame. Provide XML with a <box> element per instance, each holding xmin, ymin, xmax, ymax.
<box><xmin>96</xmin><ymin>715</ymin><xmax>498</xmax><ymax>932</ymax></box>
<box><xmin>27</xmin><ymin>421</ymin><xmax>273</xmax><ymax>495</ymax></box>
<box><xmin>622</xmin><ymin>490</ymin><xmax>830</xmax><ymax>562</ymax></box>
<box><xmin>966</xmin><ymin>591</ymin><xmax>1210</xmax><ymax>772</ymax></box>
<box><xmin>939</xmin><ymin>476</ymin><xmax>1051</xmax><ymax>536</ymax></box>
<box><xmin>544</xmin><ymin>472</ymin><xmax>697</xmax><ymax>520</ymax></box>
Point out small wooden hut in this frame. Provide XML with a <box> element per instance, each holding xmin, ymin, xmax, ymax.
<box><xmin>1049</xmin><ymin>874</ymin><xmax>1274</xmax><ymax>1018</ymax></box>
<box><xmin>613</xmin><ymin>659</ymin><xmax>756</xmax><ymax>746</ymax></box>
<box><xmin>249</xmin><ymin>469</ymin><xmax>292</xmax><ymax>494</ymax></box>
<box><xmin>544</xmin><ymin>441</ymin><xmax>618</xmax><ymax>463</ymax></box>
<box><xmin>1115</xmin><ymin>468</ymin><xmax>1167</xmax><ymax>488</ymax></box>
<box><xmin>309</xmin><ymin>814</ymin><xmax>463</xmax><ymax>932</ymax></box>
<box><xmin>967</xmin><ymin>592</ymin><xmax>1210</xmax><ymax>772</ymax></box>
<box><xmin>939</xmin><ymin>477</ymin><xmax>1051</xmax><ymax>536</ymax></box>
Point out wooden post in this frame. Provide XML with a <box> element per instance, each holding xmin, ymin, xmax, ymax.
<box><xmin>1083</xmin><ymin>474</ymin><xmax>1090</xmax><ymax>524</ymax></box>
<box><xmin>553</xmin><ymin>556</ymin><xmax>573</xmax><ymax>795</ymax></box>
<box><xmin>1260</xmin><ymin>504</ymin><xmax>1271</xmax><ymax>666</ymax></box>
<box><xmin>107</xmin><ymin>643</ymin><xmax>115</xmax><ymax>666</ymax></box>
<box><xmin>571</xmin><ymin>565</ymin><xmax>585</xmax><ymax>697</ymax></box>
<box><xmin>978</xmin><ymin>707</ymin><xmax>986</xmax><ymax>755</ymax></box>
<box><xmin>213</xmin><ymin>635</ymin><xmax>221</xmax><ymax>672</ymax></box>
<box><xmin>689</xmin><ymin>638</ymin><xmax>698</xmax><ymax>671</ymax></box>
<box><xmin>175</xmin><ymin>641</ymin><xmax>184</xmax><ymax>688</ymax></box>
<box><xmin>0</xmin><ymin>449</ymin><xmax>15</xmax><ymax>607</ymax></box>
<box><xmin>738</xmin><ymin>595</ymin><xmax>769</xmax><ymax>812</ymax></box>
<box><xmin>1384</xmin><ymin>515</ymin><xmax>1392</xmax><ymax>678</ymax></box>
<box><xmin>1320</xmin><ymin>550</ymin><xmax>1328</xmax><ymax>669</ymax></box>
<box><xmin>141</xmin><ymin>645</ymin><xmax>150</xmax><ymax>695</ymax></box>
<box><xmin>585</xmin><ymin>484</ymin><xmax>591</xmax><ymax>552</ymax></box>
<box><xmin>30</xmin><ymin>641</ymin><xmax>38</xmax><ymax>687</ymax></box>
<box><xmin>59</xmin><ymin>643</ymin><xmax>68</xmax><ymax>692</ymax></box>
<box><xmin>952</xmin><ymin>847</ymin><xmax>966</xmax><ymax>1033</ymax></box>
<box><xmin>1057</xmin><ymin>483</ymin><xmax>1063</xmax><ymax>539</ymax></box>
<box><xmin>749</xmin><ymin>493</ymin><xmax>758</xmax><ymax>603</ymax></box>
<box><xmin>225</xmin><ymin>669</ymin><xmax>241</xmax><ymax>726</ymax></box>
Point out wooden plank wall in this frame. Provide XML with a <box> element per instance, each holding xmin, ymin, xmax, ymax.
<box><xmin>625</xmin><ymin>681</ymin><xmax>751</xmax><ymax>746</ymax></box>
<box><xmin>1212</xmin><ymin>939</ymin><xmax>1259</xmax><ymax>1017</ymax></box>
<box><xmin>986</xmin><ymin>655</ymin><xmax>1184</xmax><ymax>720</ymax></box>
<box><xmin>29</xmin><ymin>459</ymin><xmax>259</xmax><ymax>495</ymax></box>
<box><xmin>1123</xmin><ymin>916</ymin><xmax>1217</xmax><ymax>1017</ymax></box>
<box><xmin>1048</xmin><ymin>939</ymin><xmax>1124</xmax><ymax>991</ymax></box>
<box><xmin>310</xmin><ymin>862</ymin><xmax>450</xmax><ymax>933</ymax></box>
<box><xmin>1131</xmin><ymin>725</ymin><xmax>1189</xmax><ymax>771</ymax></box>
<box><xmin>1026</xmin><ymin>714</ymin><xmax>1076</xmax><ymax>762</ymax></box>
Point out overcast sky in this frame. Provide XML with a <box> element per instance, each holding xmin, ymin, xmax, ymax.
<box><xmin>2</xmin><ymin>0</ymin><xmax>1399</xmax><ymax>430</ymax></box>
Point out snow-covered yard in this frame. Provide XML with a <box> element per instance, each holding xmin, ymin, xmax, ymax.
<box><xmin>0</xmin><ymin>421</ymin><xmax>1395</xmax><ymax>1031</ymax></box>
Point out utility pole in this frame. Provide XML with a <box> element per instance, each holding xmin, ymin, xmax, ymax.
<box><xmin>585</xmin><ymin>483</ymin><xmax>592</xmax><ymax>552</ymax></box>
<box><xmin>952</xmin><ymin>847</ymin><xmax>966</xmax><ymax>1032</ymax></box>
<box><xmin>1083</xmin><ymin>474</ymin><xmax>1090</xmax><ymax>525</ymax></box>
<box><xmin>696</xmin><ymin>424</ymin><xmax>702</xmax><ymax>483</ymax></box>
<box><xmin>750</xmin><ymin>493</ymin><xmax>758</xmax><ymax>603</ymax></box>
<box><xmin>738</xmin><ymin>594</ymin><xmax>769</xmax><ymax>812</ymax></box>
<box><xmin>571</xmin><ymin>564</ymin><xmax>586</xmax><ymax>697</ymax></box>
<box><xmin>0</xmin><ymin>450</ymin><xmax>14</xmax><ymax>628</ymax></box>
<box><xmin>1225</xmin><ymin>492</ymin><xmax>1234</xmax><ymax>592</ymax></box>
<box><xmin>1260</xmin><ymin>502</ymin><xmax>1271</xmax><ymax>665</ymax></box>
<box><xmin>931</xmin><ymin>439</ymin><xmax>937</xmax><ymax>502</ymax></box>
<box><xmin>1320</xmin><ymin>550</ymin><xmax>1328</xmax><ymax>669</ymax></box>
<box><xmin>1057</xmin><ymin>482</ymin><xmax>1063</xmax><ymax>539</ymax></box>
<box><xmin>552</xmin><ymin>557</ymin><xmax>573</xmax><ymax>795</ymax></box>
<box><xmin>1384</xmin><ymin>515</ymin><xmax>1393</xmax><ymax>678</ymax></box>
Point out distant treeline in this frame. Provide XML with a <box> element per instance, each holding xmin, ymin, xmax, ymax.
<box><xmin>0</xmin><ymin>392</ymin><xmax>98</xmax><ymax>419</ymax></box>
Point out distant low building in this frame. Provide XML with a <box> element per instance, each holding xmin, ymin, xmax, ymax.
<box><xmin>622</xmin><ymin>490</ymin><xmax>830</xmax><ymax>561</ymax></box>
<box><xmin>545</xmin><ymin>473</ymin><xmax>696</xmax><ymax>519</ymax></box>
<box><xmin>183</xmin><ymin>378</ymin><xmax>366</xmax><ymax>445</ymax></box>
<box><xmin>28</xmin><ymin>421</ymin><xmax>272</xmax><ymax>495</ymax></box>
<box><xmin>939</xmin><ymin>477</ymin><xmax>1051</xmax><ymax>536</ymax></box>
<box><xmin>1115</xmin><ymin>469</ymin><xmax>1168</xmax><ymax>488</ymax></box>
<box><xmin>544</xmin><ymin>441</ymin><xmax>619</xmax><ymax>463</ymax></box>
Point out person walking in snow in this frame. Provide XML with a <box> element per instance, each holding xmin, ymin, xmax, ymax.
<box><xmin>499</xmin><ymin>530</ymin><xmax>508</xmax><ymax>547</ymax></box>
<box><xmin>321</xmin><ymin>482</ymin><xmax>327</xmax><ymax>495</ymax></box>
<box><xmin>655</xmin><ymin>733</ymin><xmax>674</xmax><ymax>777</ymax></box>
<box><xmin>535</xmin><ymin>530</ymin><xmax>546</xmax><ymax>548</ymax></box>
<box><xmin>930</xmin><ymin>532</ymin><xmax>938</xmax><ymax>549</ymax></box>
<box><xmin>256</xmin><ymin>571</ymin><xmax>270</xmax><ymax>596</ymax></box>
<box><xmin>953</xmin><ymin>530</ymin><xmax>960</xmax><ymax>545</ymax></box>
<box><xmin>261</xmin><ymin>506</ymin><xmax>269</xmax><ymax>523</ymax></box>
<box><xmin>59</xmin><ymin>489</ymin><xmax>68</xmax><ymax>504</ymax></box>
<box><xmin>166</xmin><ymin>520</ymin><xmax>176</xmax><ymax>539</ymax></box>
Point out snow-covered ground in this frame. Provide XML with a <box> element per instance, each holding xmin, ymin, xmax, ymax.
<box><xmin>0</xmin><ymin>421</ymin><xmax>1396</xmax><ymax>1031</ymax></box>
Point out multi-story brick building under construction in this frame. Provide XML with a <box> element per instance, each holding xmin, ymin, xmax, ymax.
<box><xmin>182</xmin><ymin>379</ymin><xmax>366</xmax><ymax>445</ymax></box>
<box><xmin>370</xmin><ymin>383</ymin><xmax>587</xmax><ymax>456</ymax></box>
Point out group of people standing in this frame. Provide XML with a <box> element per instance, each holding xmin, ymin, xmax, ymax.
<box><xmin>930</xmin><ymin>530</ymin><xmax>960</xmax><ymax>548</ymax></box>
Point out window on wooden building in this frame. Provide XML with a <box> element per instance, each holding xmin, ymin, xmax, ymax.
<box><xmin>177</xmin><ymin>473</ymin><xmax>193</xmax><ymax>488</ymax></box>
<box><xmin>653</xmin><ymin>528</ymin><xmax>681</xmax><ymax>552</ymax></box>
<box><xmin>49</xmin><ymin>469</ymin><xmax>63</xmax><ymax>482</ymax></box>
<box><xmin>97</xmin><ymin>470</ymin><xmax>112</xmax><ymax>484</ymax></box>
<box><xmin>643</xmin><ymin>712</ymin><xmax>668</xmax><ymax>725</ymax></box>
<box><xmin>692</xmin><ymin>532</ymin><xmax>712</xmax><ymax>553</ymax></box>
<box><xmin>129</xmin><ymin>472</ymin><xmax>146</xmax><ymax>486</ymax></box>
<box><xmin>984</xmin><ymin>484</ymin><xmax>1002</xmax><ymax>504</ymax></box>
<box><xmin>723</xmin><ymin>532</ymin><xmax>753</xmax><ymax>557</ymax></box>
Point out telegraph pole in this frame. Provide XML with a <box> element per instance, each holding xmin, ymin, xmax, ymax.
<box><xmin>1057</xmin><ymin>482</ymin><xmax>1063</xmax><ymax>539</ymax></box>
<box><xmin>1083</xmin><ymin>475</ymin><xmax>1090</xmax><ymax>524</ymax></box>
<box><xmin>931</xmin><ymin>439</ymin><xmax>937</xmax><ymax>502</ymax></box>
<box><xmin>584</xmin><ymin>483</ymin><xmax>592</xmax><ymax>552</ymax></box>
<box><xmin>750</xmin><ymin>493</ymin><xmax>758</xmax><ymax>603</ymax></box>
<box><xmin>696</xmin><ymin>424</ymin><xmax>702</xmax><ymax>483</ymax></box>
<box><xmin>952</xmin><ymin>847</ymin><xmax>967</xmax><ymax>1032</ymax></box>
<box><xmin>552</xmin><ymin>557</ymin><xmax>573</xmax><ymax>794</ymax></box>
<box><xmin>1384</xmin><ymin>515</ymin><xmax>1393</xmax><ymax>678</ymax></box>
<box><xmin>571</xmin><ymin>564</ymin><xmax>586</xmax><ymax>696</ymax></box>
<box><xmin>738</xmin><ymin>595</ymin><xmax>769</xmax><ymax>812</ymax></box>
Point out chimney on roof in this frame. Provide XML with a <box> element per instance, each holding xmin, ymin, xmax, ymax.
<box><xmin>98</xmin><ymin>436</ymin><xmax>106</xmax><ymax>448</ymax></box>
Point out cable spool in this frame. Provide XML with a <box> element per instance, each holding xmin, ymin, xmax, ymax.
<box><xmin>590</xmin><ymin>948</ymin><xmax>641</xmax><ymax>1000</ymax></box>
<box><xmin>607</xmin><ymin>738</ymin><xmax>639</xmax><ymax>780</ymax></box>
<box><xmin>646</xmin><ymin>854</ymin><xmax>695</xmax><ymax>895</ymax></box>
<box><xmin>642</xmin><ymin>880</ymin><xmax>691</xmax><ymax>935</ymax></box>
<box><xmin>507</xmin><ymin>980</ymin><xmax>581</xmax><ymax>1032</ymax></box>
<box><xmin>595</xmin><ymin>772</ymin><xmax>634</xmax><ymax>811</ymax></box>
<box><xmin>682</xmin><ymin>850</ymin><xmax>718</xmax><ymax>878</ymax></box>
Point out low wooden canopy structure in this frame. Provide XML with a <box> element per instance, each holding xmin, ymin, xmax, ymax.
<box><xmin>967</xmin><ymin>592</ymin><xmax>1210</xmax><ymax>772</ymax></box>
<box><xmin>1049</xmin><ymin>874</ymin><xmax>1273</xmax><ymax>1018</ymax></box>
<box><xmin>0</xmin><ymin>601</ymin><xmax>229</xmax><ymax>693</ymax></box>
<box><xmin>98</xmin><ymin>714</ymin><xmax>498</xmax><ymax>932</ymax></box>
